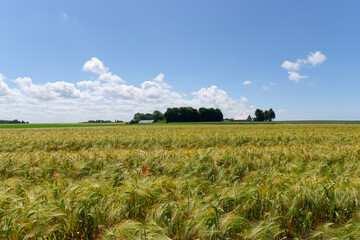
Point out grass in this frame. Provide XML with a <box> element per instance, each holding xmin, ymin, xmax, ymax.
<box><xmin>0</xmin><ymin>124</ymin><xmax>359</xmax><ymax>239</ymax></box>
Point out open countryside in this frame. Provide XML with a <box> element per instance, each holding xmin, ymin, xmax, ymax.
<box><xmin>0</xmin><ymin>120</ymin><xmax>359</xmax><ymax>129</ymax></box>
<box><xmin>1</xmin><ymin>124</ymin><xmax>360</xmax><ymax>239</ymax></box>
<box><xmin>1</xmin><ymin>1</ymin><xmax>360</xmax><ymax>239</ymax></box>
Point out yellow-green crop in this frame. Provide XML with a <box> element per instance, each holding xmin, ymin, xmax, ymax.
<box><xmin>0</xmin><ymin>124</ymin><xmax>359</xmax><ymax>239</ymax></box>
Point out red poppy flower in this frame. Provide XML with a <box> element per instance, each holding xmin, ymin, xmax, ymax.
<box><xmin>148</xmin><ymin>174</ymin><xmax>151</xmax><ymax>177</ymax></box>
<box><xmin>142</xmin><ymin>168</ymin><xmax>147</xmax><ymax>172</ymax></box>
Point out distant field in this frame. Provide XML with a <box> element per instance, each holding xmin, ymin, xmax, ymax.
<box><xmin>1</xmin><ymin>124</ymin><xmax>360</xmax><ymax>239</ymax></box>
<box><xmin>0</xmin><ymin>120</ymin><xmax>359</xmax><ymax>129</ymax></box>
<box><xmin>171</xmin><ymin>120</ymin><xmax>360</xmax><ymax>125</ymax></box>
<box><xmin>0</xmin><ymin>122</ymin><xmax>126</xmax><ymax>129</ymax></box>
<box><xmin>261</xmin><ymin>120</ymin><xmax>360</xmax><ymax>124</ymax></box>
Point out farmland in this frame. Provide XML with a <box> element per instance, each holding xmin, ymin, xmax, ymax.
<box><xmin>0</xmin><ymin>123</ymin><xmax>126</xmax><ymax>129</ymax></box>
<box><xmin>0</xmin><ymin>124</ymin><xmax>360</xmax><ymax>239</ymax></box>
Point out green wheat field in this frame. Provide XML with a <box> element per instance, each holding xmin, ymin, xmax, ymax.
<box><xmin>1</xmin><ymin>124</ymin><xmax>360</xmax><ymax>239</ymax></box>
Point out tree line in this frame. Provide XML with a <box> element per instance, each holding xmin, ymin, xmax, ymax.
<box><xmin>84</xmin><ymin>120</ymin><xmax>123</xmax><ymax>123</ymax></box>
<box><xmin>130</xmin><ymin>110</ymin><xmax>165</xmax><ymax>124</ymax></box>
<box><xmin>130</xmin><ymin>107</ymin><xmax>223</xmax><ymax>123</ymax></box>
<box><xmin>164</xmin><ymin>107</ymin><xmax>223</xmax><ymax>123</ymax></box>
<box><xmin>254</xmin><ymin>108</ymin><xmax>276</xmax><ymax>121</ymax></box>
<box><xmin>0</xmin><ymin>119</ymin><xmax>29</xmax><ymax>124</ymax></box>
<box><xmin>130</xmin><ymin>107</ymin><xmax>274</xmax><ymax>123</ymax></box>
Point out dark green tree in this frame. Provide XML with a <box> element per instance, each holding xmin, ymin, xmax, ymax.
<box><xmin>189</xmin><ymin>107</ymin><xmax>201</xmax><ymax>122</ymax></box>
<box><xmin>164</xmin><ymin>108</ymin><xmax>180</xmax><ymax>123</ymax></box>
<box><xmin>199</xmin><ymin>107</ymin><xmax>223</xmax><ymax>121</ymax></box>
<box><xmin>214</xmin><ymin>108</ymin><xmax>223</xmax><ymax>121</ymax></box>
<box><xmin>0</xmin><ymin>119</ymin><xmax>29</xmax><ymax>124</ymax></box>
<box><xmin>152</xmin><ymin>110</ymin><xmax>165</xmax><ymax>122</ymax></box>
<box><xmin>254</xmin><ymin>109</ymin><xmax>265</xmax><ymax>121</ymax></box>
<box><xmin>264</xmin><ymin>110</ymin><xmax>269</xmax><ymax>121</ymax></box>
<box><xmin>199</xmin><ymin>107</ymin><xmax>211</xmax><ymax>121</ymax></box>
<box><xmin>133</xmin><ymin>113</ymin><xmax>142</xmax><ymax>123</ymax></box>
<box><xmin>132</xmin><ymin>112</ymin><xmax>154</xmax><ymax>123</ymax></box>
<box><xmin>209</xmin><ymin>108</ymin><xmax>216</xmax><ymax>121</ymax></box>
<box><xmin>268</xmin><ymin>108</ymin><xmax>276</xmax><ymax>121</ymax></box>
<box><xmin>164</xmin><ymin>107</ymin><xmax>222</xmax><ymax>123</ymax></box>
<box><xmin>179</xmin><ymin>107</ymin><xmax>190</xmax><ymax>122</ymax></box>
<box><xmin>144</xmin><ymin>113</ymin><xmax>153</xmax><ymax>120</ymax></box>
<box><xmin>253</xmin><ymin>108</ymin><xmax>275</xmax><ymax>121</ymax></box>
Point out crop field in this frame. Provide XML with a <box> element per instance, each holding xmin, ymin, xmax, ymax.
<box><xmin>0</xmin><ymin>121</ymin><xmax>359</xmax><ymax>129</ymax></box>
<box><xmin>0</xmin><ymin>124</ymin><xmax>360</xmax><ymax>239</ymax></box>
<box><xmin>0</xmin><ymin>123</ymin><xmax>126</xmax><ymax>129</ymax></box>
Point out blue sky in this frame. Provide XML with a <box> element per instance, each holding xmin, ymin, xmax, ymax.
<box><xmin>0</xmin><ymin>0</ymin><xmax>359</xmax><ymax>122</ymax></box>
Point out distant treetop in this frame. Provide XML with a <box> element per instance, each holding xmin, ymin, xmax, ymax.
<box><xmin>130</xmin><ymin>111</ymin><xmax>164</xmax><ymax>124</ymax></box>
<box><xmin>164</xmin><ymin>107</ymin><xmax>223</xmax><ymax>123</ymax></box>
<box><xmin>254</xmin><ymin>108</ymin><xmax>276</xmax><ymax>122</ymax></box>
<box><xmin>84</xmin><ymin>120</ymin><xmax>123</xmax><ymax>123</ymax></box>
<box><xmin>0</xmin><ymin>119</ymin><xmax>29</xmax><ymax>124</ymax></box>
<box><xmin>130</xmin><ymin>108</ymin><xmax>223</xmax><ymax>124</ymax></box>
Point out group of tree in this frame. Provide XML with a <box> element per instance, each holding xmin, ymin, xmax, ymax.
<box><xmin>130</xmin><ymin>110</ymin><xmax>165</xmax><ymax>124</ymax></box>
<box><xmin>254</xmin><ymin>108</ymin><xmax>276</xmax><ymax>121</ymax></box>
<box><xmin>164</xmin><ymin>107</ymin><xmax>223</xmax><ymax>123</ymax></box>
<box><xmin>85</xmin><ymin>120</ymin><xmax>123</xmax><ymax>123</ymax></box>
<box><xmin>0</xmin><ymin>119</ymin><xmax>29</xmax><ymax>124</ymax></box>
<box><xmin>130</xmin><ymin>107</ymin><xmax>223</xmax><ymax>124</ymax></box>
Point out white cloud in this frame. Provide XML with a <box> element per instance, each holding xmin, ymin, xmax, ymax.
<box><xmin>0</xmin><ymin>58</ymin><xmax>254</xmax><ymax>122</ymax></box>
<box><xmin>0</xmin><ymin>74</ymin><xmax>11</xmax><ymax>96</ymax></box>
<box><xmin>83</xmin><ymin>57</ymin><xmax>124</xmax><ymax>83</ymax></box>
<box><xmin>15</xmin><ymin>77</ymin><xmax>83</xmax><ymax>100</ymax></box>
<box><xmin>153</xmin><ymin>73</ymin><xmax>165</xmax><ymax>82</ymax></box>
<box><xmin>307</xmin><ymin>51</ymin><xmax>326</xmax><ymax>66</ymax></box>
<box><xmin>191</xmin><ymin>86</ymin><xmax>230</xmax><ymax>107</ymax></box>
<box><xmin>243</xmin><ymin>80</ymin><xmax>252</xmax><ymax>85</ymax></box>
<box><xmin>83</xmin><ymin>57</ymin><xmax>107</xmax><ymax>74</ymax></box>
<box><xmin>190</xmin><ymin>86</ymin><xmax>251</xmax><ymax>118</ymax></box>
<box><xmin>280</xmin><ymin>60</ymin><xmax>301</xmax><ymax>71</ymax></box>
<box><xmin>0</xmin><ymin>74</ymin><xmax>22</xmax><ymax>98</ymax></box>
<box><xmin>288</xmin><ymin>72</ymin><xmax>307</xmax><ymax>83</ymax></box>
<box><xmin>98</xmin><ymin>72</ymin><xmax>124</xmax><ymax>83</ymax></box>
<box><xmin>281</xmin><ymin>51</ymin><xmax>326</xmax><ymax>83</ymax></box>
<box><xmin>77</xmin><ymin>80</ymin><xmax>101</xmax><ymax>92</ymax></box>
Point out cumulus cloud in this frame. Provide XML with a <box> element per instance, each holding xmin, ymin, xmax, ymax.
<box><xmin>190</xmin><ymin>86</ymin><xmax>250</xmax><ymax>118</ymax></box>
<box><xmin>262</xmin><ymin>85</ymin><xmax>269</xmax><ymax>91</ymax></box>
<box><xmin>281</xmin><ymin>51</ymin><xmax>325</xmax><ymax>83</ymax></box>
<box><xmin>191</xmin><ymin>86</ymin><xmax>230</xmax><ymax>107</ymax></box>
<box><xmin>243</xmin><ymin>80</ymin><xmax>252</xmax><ymax>85</ymax></box>
<box><xmin>280</xmin><ymin>60</ymin><xmax>301</xmax><ymax>71</ymax></box>
<box><xmin>0</xmin><ymin>58</ymin><xmax>253</xmax><ymax>122</ymax></box>
<box><xmin>288</xmin><ymin>72</ymin><xmax>307</xmax><ymax>83</ymax></box>
<box><xmin>0</xmin><ymin>74</ymin><xmax>21</xmax><ymax>99</ymax></box>
<box><xmin>0</xmin><ymin>74</ymin><xmax>11</xmax><ymax>96</ymax></box>
<box><xmin>83</xmin><ymin>57</ymin><xmax>107</xmax><ymax>74</ymax></box>
<box><xmin>153</xmin><ymin>73</ymin><xmax>165</xmax><ymax>82</ymax></box>
<box><xmin>76</xmin><ymin>80</ymin><xmax>101</xmax><ymax>92</ymax></box>
<box><xmin>83</xmin><ymin>57</ymin><xmax>125</xmax><ymax>83</ymax></box>
<box><xmin>307</xmin><ymin>51</ymin><xmax>326</xmax><ymax>66</ymax></box>
<box><xmin>15</xmin><ymin>77</ymin><xmax>83</xmax><ymax>100</ymax></box>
